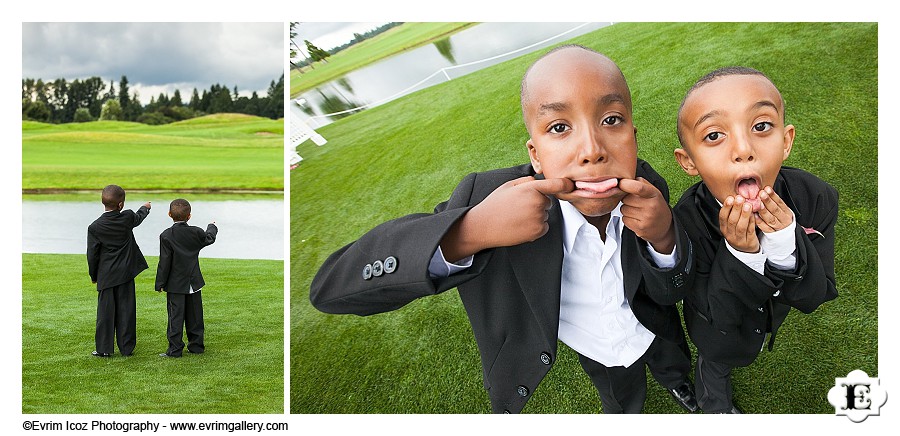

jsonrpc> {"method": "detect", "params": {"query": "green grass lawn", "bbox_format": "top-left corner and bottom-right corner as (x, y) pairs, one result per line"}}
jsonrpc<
(22, 254), (284, 414)
(291, 22), (476, 97)
(22, 114), (283, 191)
(291, 22), (877, 413)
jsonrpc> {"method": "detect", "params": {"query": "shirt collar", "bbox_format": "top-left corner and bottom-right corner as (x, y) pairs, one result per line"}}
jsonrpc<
(559, 200), (623, 253)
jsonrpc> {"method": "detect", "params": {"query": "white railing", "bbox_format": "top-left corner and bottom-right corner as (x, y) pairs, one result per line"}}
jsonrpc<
(303, 22), (600, 122)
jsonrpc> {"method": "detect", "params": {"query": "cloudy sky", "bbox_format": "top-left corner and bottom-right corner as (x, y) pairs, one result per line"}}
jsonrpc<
(22, 22), (283, 105)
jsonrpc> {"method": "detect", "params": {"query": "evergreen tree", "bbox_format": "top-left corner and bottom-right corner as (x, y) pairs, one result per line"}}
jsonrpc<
(118, 76), (130, 119)
(304, 40), (330, 63)
(189, 88), (201, 110)
(171, 89), (183, 107)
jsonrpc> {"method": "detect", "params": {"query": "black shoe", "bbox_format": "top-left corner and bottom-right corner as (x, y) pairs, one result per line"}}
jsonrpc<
(158, 352), (181, 358)
(717, 405), (743, 414)
(668, 381), (699, 413)
(91, 351), (111, 357)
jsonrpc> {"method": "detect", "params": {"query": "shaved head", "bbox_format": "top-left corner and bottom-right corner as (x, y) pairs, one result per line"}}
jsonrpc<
(520, 45), (631, 134)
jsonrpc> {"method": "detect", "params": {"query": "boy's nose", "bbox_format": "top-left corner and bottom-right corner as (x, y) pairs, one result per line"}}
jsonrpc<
(732, 133), (755, 163)
(579, 127), (606, 164)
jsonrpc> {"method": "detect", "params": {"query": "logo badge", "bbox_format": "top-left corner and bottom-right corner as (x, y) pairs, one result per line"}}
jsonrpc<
(827, 370), (887, 422)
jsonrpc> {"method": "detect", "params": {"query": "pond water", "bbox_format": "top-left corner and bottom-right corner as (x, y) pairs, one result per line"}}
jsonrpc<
(23, 197), (284, 260)
(292, 22), (612, 128)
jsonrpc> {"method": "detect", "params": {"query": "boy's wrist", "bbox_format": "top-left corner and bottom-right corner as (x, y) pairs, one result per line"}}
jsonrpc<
(440, 209), (489, 263)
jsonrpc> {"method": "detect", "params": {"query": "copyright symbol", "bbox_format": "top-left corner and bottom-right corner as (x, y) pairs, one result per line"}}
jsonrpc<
(23, 421), (33, 430)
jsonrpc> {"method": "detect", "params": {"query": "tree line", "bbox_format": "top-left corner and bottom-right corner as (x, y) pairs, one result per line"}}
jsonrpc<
(291, 22), (403, 69)
(22, 74), (284, 124)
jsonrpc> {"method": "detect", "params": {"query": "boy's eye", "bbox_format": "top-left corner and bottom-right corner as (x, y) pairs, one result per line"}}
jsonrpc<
(602, 116), (622, 125)
(549, 123), (570, 133)
(704, 132), (721, 141)
(753, 122), (773, 132)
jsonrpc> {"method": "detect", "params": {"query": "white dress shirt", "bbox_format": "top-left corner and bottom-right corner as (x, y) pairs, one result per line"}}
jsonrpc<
(557, 201), (673, 367)
(428, 200), (677, 368)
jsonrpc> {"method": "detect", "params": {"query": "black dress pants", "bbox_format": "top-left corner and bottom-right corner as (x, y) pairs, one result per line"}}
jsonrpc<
(695, 354), (734, 413)
(165, 291), (205, 356)
(577, 335), (691, 413)
(95, 280), (137, 356)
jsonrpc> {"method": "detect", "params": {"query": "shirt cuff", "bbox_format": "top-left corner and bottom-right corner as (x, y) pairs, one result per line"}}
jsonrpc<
(427, 245), (474, 278)
(646, 242), (677, 269)
(726, 240), (767, 275)
(760, 219), (797, 271)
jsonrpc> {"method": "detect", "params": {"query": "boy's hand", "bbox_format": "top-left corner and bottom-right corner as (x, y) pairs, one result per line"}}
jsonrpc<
(440, 176), (574, 262)
(719, 195), (760, 253)
(755, 186), (793, 233)
(143, 202), (151, 209)
(619, 177), (675, 254)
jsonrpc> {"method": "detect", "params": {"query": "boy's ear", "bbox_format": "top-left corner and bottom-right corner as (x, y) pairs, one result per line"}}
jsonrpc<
(782, 124), (795, 162)
(674, 148), (699, 176)
(187, 213), (191, 221)
(526, 139), (542, 174)
(168, 211), (173, 218)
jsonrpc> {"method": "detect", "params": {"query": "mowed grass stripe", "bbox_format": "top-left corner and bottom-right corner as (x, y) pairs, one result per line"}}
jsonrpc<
(290, 22), (876, 413)
(22, 114), (283, 191)
(291, 22), (476, 96)
(22, 253), (284, 414)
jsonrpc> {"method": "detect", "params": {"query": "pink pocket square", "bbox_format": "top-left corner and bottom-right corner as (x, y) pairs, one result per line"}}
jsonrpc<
(802, 226), (824, 238)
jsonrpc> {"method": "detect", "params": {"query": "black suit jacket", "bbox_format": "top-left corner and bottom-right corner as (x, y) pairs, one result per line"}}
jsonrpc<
(310, 161), (695, 413)
(673, 166), (838, 367)
(155, 222), (217, 294)
(87, 206), (150, 290)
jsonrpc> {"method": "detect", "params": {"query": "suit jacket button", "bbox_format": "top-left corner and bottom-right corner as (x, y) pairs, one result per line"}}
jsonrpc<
(794, 275), (803, 281)
(540, 352), (552, 365)
(372, 260), (384, 277)
(754, 328), (763, 334)
(516, 385), (529, 397)
(362, 264), (373, 280)
(384, 256), (397, 273)
(772, 290), (781, 297)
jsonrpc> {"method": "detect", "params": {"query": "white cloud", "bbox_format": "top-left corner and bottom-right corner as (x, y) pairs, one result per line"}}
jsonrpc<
(22, 22), (282, 104)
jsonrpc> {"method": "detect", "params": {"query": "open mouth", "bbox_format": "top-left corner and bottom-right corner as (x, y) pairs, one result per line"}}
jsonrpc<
(735, 176), (762, 211)
(736, 177), (760, 199)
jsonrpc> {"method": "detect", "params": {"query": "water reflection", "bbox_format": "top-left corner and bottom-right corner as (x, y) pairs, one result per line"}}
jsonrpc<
(292, 22), (612, 127)
(23, 198), (284, 260)
(433, 37), (456, 64)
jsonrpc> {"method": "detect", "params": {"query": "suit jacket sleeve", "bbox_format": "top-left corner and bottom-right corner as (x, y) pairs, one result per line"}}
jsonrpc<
(706, 185), (838, 329)
(630, 160), (695, 306)
(131, 205), (150, 228)
(203, 223), (218, 246)
(87, 227), (101, 283)
(310, 172), (491, 316)
(155, 232), (172, 291)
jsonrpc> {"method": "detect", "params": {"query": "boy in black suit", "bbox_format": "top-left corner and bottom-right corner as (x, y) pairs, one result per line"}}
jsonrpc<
(311, 45), (697, 413)
(155, 198), (217, 358)
(672, 67), (838, 413)
(87, 184), (151, 357)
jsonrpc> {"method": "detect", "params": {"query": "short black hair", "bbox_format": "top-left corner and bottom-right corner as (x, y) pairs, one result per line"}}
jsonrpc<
(676, 66), (782, 146)
(169, 198), (191, 222)
(101, 184), (125, 209)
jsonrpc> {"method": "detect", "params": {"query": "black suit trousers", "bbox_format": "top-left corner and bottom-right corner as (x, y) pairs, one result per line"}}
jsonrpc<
(95, 280), (136, 355)
(577, 336), (691, 413)
(165, 292), (205, 356)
